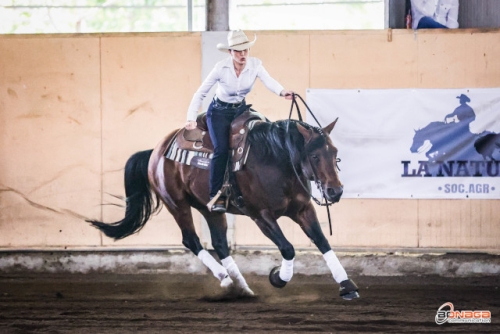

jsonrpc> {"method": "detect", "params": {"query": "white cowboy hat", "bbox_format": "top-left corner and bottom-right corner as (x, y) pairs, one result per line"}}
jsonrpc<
(216, 30), (257, 52)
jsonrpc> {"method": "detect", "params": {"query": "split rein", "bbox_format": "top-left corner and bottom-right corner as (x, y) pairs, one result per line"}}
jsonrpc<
(285, 93), (339, 236)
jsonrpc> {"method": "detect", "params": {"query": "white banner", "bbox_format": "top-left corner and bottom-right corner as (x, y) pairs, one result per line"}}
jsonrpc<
(306, 89), (500, 199)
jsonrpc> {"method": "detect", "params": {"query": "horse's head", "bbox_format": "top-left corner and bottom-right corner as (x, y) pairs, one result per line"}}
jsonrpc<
(410, 128), (425, 153)
(410, 121), (450, 154)
(296, 119), (343, 203)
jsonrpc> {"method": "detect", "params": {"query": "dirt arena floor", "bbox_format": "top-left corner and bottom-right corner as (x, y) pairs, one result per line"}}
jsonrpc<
(0, 272), (498, 333)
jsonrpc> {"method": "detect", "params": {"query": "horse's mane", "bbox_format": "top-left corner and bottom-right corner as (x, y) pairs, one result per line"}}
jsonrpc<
(415, 121), (452, 137)
(418, 121), (445, 131)
(247, 120), (325, 165)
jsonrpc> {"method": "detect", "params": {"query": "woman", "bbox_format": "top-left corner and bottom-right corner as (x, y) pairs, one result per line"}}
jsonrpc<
(186, 30), (293, 213)
(410, 0), (459, 29)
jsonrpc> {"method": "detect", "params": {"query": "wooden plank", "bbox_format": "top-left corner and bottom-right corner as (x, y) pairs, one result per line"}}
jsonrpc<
(99, 34), (201, 247)
(419, 199), (500, 249)
(0, 37), (102, 247)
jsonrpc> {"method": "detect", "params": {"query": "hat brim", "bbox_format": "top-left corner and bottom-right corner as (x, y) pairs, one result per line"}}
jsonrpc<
(217, 35), (257, 52)
(456, 95), (471, 102)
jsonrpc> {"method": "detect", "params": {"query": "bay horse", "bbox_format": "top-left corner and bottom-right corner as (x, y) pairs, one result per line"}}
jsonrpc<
(89, 117), (359, 300)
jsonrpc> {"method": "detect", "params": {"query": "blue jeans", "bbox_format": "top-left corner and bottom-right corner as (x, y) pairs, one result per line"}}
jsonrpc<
(206, 98), (246, 199)
(417, 16), (449, 29)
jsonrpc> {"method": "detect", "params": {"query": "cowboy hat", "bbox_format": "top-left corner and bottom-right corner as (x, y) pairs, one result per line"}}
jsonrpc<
(456, 94), (471, 103)
(216, 30), (256, 52)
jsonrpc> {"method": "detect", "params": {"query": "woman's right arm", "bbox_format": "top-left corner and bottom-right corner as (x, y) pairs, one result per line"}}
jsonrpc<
(185, 67), (219, 128)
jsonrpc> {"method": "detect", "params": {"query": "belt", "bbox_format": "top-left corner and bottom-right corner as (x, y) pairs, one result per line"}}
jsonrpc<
(215, 97), (245, 109)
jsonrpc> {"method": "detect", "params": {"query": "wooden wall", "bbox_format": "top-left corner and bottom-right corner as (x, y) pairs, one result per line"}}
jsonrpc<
(1, 29), (499, 251)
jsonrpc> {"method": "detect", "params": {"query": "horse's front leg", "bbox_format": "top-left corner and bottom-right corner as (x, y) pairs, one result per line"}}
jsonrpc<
(293, 204), (360, 300)
(204, 212), (254, 296)
(253, 211), (296, 288)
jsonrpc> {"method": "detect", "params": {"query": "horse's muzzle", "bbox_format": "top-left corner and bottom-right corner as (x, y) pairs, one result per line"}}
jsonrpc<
(325, 186), (343, 203)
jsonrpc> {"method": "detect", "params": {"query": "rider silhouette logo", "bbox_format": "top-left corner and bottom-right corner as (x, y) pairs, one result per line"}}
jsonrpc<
(411, 94), (482, 162)
(405, 94), (500, 177)
(401, 94), (500, 177)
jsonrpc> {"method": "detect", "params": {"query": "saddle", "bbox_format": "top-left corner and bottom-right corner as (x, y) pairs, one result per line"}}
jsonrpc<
(173, 107), (266, 171)
(178, 113), (213, 153)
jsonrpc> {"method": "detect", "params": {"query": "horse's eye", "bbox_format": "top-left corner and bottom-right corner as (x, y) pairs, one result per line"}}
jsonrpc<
(311, 154), (319, 162)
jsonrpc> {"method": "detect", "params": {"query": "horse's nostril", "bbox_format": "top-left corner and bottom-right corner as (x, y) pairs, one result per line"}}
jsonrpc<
(326, 187), (343, 200)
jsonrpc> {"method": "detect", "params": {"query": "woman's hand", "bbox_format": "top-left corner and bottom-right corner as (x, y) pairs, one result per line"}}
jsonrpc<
(280, 90), (294, 100)
(185, 120), (197, 130)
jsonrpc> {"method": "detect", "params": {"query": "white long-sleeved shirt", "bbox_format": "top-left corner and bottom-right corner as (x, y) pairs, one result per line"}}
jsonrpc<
(186, 56), (284, 121)
(411, 0), (459, 29)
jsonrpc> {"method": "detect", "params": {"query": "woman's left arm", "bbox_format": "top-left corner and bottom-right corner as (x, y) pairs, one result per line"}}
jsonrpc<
(257, 65), (293, 99)
(257, 65), (285, 95)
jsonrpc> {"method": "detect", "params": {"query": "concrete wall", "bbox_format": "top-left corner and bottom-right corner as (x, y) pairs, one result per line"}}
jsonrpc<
(1, 29), (499, 252)
(459, 0), (500, 28)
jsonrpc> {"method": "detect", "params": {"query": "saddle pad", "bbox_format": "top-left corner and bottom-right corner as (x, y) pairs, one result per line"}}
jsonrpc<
(165, 140), (213, 170)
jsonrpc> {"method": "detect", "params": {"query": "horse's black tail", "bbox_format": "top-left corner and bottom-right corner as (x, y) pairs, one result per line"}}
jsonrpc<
(88, 149), (160, 240)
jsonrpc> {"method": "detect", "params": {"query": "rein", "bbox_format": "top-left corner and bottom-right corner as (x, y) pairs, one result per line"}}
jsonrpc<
(285, 93), (337, 236)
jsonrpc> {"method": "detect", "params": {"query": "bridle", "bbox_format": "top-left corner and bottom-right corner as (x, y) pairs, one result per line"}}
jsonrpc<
(285, 94), (341, 235)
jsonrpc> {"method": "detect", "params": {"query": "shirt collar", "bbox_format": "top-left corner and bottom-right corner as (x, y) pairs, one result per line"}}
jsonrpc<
(222, 56), (255, 72)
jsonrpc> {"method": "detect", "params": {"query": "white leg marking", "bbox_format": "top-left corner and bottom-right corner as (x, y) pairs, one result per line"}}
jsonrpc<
(221, 256), (254, 296)
(198, 250), (233, 288)
(323, 250), (348, 283)
(279, 258), (294, 282)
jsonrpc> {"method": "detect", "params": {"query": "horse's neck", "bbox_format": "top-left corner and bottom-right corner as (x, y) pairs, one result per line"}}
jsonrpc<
(421, 122), (446, 135)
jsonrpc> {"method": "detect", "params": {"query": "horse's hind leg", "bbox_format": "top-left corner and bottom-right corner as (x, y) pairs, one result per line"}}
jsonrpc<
(203, 212), (254, 296)
(162, 199), (233, 288)
(149, 155), (233, 289)
(293, 203), (359, 300)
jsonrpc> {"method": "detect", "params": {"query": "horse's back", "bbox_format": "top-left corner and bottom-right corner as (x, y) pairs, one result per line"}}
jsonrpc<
(150, 129), (180, 165)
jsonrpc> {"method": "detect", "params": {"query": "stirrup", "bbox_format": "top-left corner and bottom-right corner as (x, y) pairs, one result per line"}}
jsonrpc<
(210, 197), (226, 213)
(207, 190), (226, 212)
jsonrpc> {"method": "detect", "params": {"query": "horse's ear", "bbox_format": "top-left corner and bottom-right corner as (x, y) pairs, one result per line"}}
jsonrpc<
(296, 123), (313, 142)
(323, 118), (338, 135)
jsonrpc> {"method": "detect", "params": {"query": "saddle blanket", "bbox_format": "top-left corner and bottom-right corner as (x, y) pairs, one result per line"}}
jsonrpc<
(164, 140), (252, 171)
(165, 140), (213, 170)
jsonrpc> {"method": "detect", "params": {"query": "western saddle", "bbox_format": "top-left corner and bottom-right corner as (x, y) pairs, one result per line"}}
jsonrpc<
(174, 107), (266, 171)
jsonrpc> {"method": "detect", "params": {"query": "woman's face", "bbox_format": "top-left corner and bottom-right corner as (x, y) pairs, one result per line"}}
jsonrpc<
(230, 49), (249, 66)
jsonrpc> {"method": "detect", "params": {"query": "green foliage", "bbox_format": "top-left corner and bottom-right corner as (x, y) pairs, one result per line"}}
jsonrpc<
(0, 0), (206, 33)
(0, 0), (384, 34)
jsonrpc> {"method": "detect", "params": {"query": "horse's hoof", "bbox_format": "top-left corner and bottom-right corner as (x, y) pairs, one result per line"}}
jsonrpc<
(341, 291), (360, 300)
(240, 286), (255, 297)
(339, 278), (359, 300)
(269, 266), (287, 288)
(220, 275), (234, 288)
